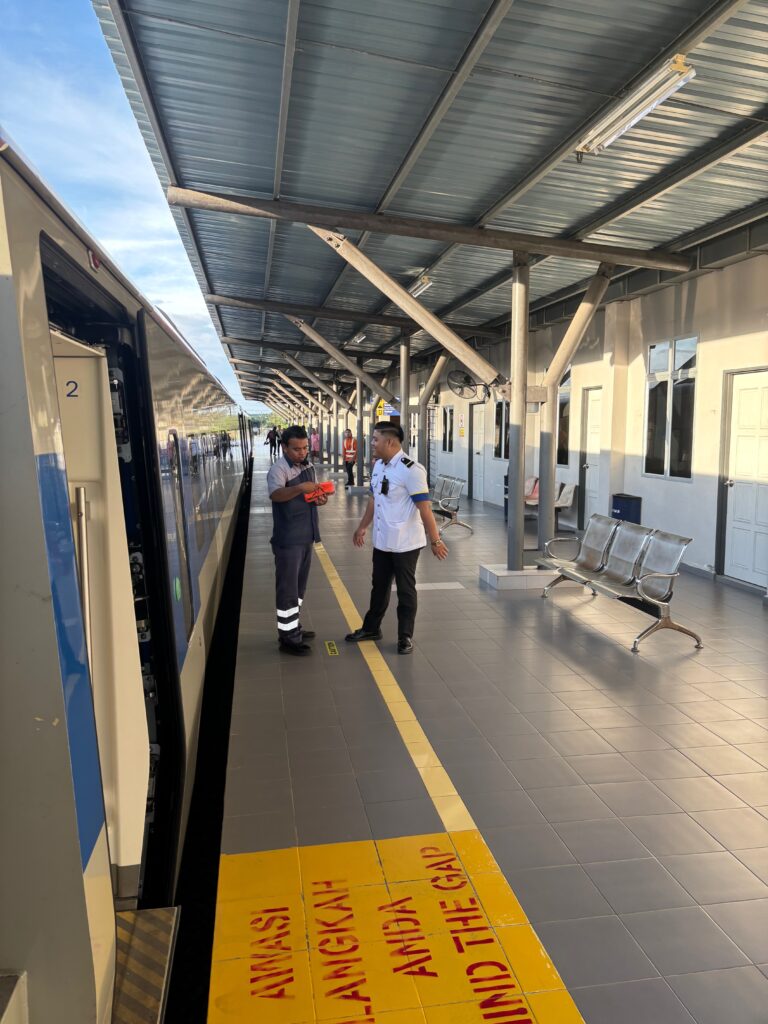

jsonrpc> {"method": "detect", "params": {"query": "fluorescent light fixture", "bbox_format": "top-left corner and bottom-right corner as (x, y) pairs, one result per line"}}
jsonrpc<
(408, 274), (433, 298)
(351, 331), (367, 344)
(576, 54), (695, 156)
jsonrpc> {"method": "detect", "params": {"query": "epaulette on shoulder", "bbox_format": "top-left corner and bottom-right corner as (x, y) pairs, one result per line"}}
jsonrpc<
(401, 455), (414, 467)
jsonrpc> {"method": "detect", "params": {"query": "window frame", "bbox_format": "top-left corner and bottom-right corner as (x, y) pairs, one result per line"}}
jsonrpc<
(493, 399), (511, 460)
(643, 337), (697, 481)
(557, 367), (572, 467)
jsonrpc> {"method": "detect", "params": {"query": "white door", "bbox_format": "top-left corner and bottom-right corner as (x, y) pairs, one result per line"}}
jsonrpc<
(724, 370), (768, 587)
(472, 404), (485, 501)
(582, 388), (602, 521)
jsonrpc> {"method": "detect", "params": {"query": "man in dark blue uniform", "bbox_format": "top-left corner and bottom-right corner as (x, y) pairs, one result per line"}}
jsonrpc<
(267, 426), (327, 656)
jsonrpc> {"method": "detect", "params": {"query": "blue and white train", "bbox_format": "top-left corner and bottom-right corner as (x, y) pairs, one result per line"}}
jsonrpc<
(0, 136), (251, 1023)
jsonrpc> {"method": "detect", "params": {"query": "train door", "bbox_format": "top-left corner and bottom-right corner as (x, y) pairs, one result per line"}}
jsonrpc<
(52, 333), (150, 911)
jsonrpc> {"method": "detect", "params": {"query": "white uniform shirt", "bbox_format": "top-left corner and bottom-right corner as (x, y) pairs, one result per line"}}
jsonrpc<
(370, 450), (431, 553)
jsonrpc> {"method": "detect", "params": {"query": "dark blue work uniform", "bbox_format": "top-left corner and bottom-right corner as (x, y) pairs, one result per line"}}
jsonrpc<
(267, 457), (321, 643)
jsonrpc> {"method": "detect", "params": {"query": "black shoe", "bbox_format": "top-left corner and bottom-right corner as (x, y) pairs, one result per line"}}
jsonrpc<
(345, 628), (383, 643)
(398, 637), (414, 655)
(279, 640), (312, 656)
(301, 629), (316, 640)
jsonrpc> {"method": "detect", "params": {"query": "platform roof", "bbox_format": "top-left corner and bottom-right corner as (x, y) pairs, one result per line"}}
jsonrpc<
(96, 0), (768, 391)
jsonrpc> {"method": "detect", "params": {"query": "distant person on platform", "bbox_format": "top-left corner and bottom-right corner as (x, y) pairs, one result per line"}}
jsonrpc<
(346, 422), (447, 655)
(267, 426), (328, 656)
(266, 426), (279, 461)
(343, 428), (357, 488)
(310, 427), (321, 463)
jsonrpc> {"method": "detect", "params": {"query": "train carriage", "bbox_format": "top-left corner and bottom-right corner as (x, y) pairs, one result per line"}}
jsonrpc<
(0, 135), (251, 1024)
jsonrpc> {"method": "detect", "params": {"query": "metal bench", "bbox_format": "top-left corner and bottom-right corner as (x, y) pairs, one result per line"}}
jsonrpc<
(433, 476), (473, 537)
(538, 514), (703, 653)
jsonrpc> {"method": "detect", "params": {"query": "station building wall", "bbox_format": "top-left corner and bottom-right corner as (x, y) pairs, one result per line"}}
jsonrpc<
(403, 253), (768, 578)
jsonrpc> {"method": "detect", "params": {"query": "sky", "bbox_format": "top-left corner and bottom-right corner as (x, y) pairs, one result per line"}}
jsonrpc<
(0, 0), (266, 412)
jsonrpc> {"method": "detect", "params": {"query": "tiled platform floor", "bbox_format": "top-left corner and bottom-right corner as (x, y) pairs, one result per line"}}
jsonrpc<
(219, 451), (768, 1024)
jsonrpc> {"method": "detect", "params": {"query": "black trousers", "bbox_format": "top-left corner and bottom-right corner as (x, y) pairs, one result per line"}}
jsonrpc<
(345, 461), (355, 486)
(273, 543), (313, 641)
(362, 547), (421, 639)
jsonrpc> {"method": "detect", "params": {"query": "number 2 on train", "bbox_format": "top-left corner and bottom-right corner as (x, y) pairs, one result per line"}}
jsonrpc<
(65, 380), (79, 397)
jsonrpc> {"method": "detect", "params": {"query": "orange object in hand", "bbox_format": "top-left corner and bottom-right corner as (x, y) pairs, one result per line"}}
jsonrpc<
(303, 480), (335, 503)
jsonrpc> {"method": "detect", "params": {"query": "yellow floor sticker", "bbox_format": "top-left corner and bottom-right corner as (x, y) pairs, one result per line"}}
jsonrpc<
(208, 831), (582, 1023)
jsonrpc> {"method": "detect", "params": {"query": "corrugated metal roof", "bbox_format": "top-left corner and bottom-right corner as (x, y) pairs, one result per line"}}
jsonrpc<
(97, 0), (768, 392)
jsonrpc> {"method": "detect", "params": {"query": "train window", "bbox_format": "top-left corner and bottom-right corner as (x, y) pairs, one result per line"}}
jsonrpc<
(166, 430), (194, 638)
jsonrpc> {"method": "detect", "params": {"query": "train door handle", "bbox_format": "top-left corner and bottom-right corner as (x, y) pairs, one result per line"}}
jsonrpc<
(724, 479), (734, 487)
(582, 463), (590, 469)
(75, 486), (93, 678)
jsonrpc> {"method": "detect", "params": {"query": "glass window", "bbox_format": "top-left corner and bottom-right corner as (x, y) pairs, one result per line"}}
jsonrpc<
(557, 394), (571, 466)
(494, 401), (504, 458)
(644, 339), (697, 478)
(442, 406), (454, 453)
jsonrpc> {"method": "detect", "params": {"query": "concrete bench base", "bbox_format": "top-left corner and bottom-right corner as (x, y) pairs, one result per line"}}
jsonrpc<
(479, 564), (581, 591)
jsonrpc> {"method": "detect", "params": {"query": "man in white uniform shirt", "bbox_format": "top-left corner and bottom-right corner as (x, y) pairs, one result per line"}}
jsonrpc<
(346, 422), (448, 654)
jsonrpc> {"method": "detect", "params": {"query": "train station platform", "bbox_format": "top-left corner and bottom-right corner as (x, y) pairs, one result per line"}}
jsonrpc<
(208, 450), (768, 1024)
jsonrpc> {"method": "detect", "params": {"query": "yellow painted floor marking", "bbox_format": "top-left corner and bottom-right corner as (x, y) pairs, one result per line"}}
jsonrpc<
(324, 639), (339, 655)
(217, 846), (301, 902)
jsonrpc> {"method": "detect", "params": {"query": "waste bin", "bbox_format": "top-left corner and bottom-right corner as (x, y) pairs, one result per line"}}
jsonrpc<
(612, 493), (642, 524)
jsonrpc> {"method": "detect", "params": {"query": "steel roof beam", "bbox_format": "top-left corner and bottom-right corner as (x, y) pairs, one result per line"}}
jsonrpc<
(283, 314), (400, 408)
(169, 188), (690, 273)
(309, 227), (504, 387)
(271, 368), (325, 412)
(280, 352), (354, 412)
(208, 293), (503, 339)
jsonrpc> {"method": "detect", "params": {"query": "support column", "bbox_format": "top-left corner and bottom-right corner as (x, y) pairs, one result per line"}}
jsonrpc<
(332, 400), (339, 471)
(417, 355), (449, 468)
(400, 336), (411, 453)
(356, 378), (364, 486)
(507, 258), (529, 571)
(537, 262), (614, 548)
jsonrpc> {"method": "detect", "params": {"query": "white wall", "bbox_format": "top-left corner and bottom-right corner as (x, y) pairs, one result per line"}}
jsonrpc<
(415, 253), (768, 577)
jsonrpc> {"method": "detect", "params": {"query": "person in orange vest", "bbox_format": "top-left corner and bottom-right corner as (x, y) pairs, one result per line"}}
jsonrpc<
(343, 428), (357, 488)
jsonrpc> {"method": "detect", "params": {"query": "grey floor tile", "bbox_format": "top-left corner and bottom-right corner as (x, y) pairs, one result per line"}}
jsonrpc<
(465, 788), (546, 828)
(291, 773), (363, 811)
(668, 967), (768, 1024)
(679, 701), (746, 723)
(507, 757), (583, 789)
(535, 916), (658, 987)
(486, 823), (575, 871)
(528, 784), (614, 822)
(364, 798), (443, 839)
(494, 733), (561, 760)
(446, 759), (520, 793)
(655, 776), (747, 812)
(661, 851), (768, 904)
(738, 743), (768, 769)
(356, 767), (427, 804)
(623, 814), (724, 856)
(347, 738), (411, 771)
(285, 724), (347, 752)
(592, 781), (682, 816)
(224, 776), (293, 817)
(705, 720), (768, 744)
(585, 858), (695, 913)
(652, 722), (729, 747)
(221, 811), (296, 855)
(691, 808), (768, 850)
(555, 819), (651, 863)
(295, 801), (372, 846)
(621, 907), (749, 975)
(236, 752), (290, 781)
(577, 707), (643, 730)
(504, 864), (613, 922)
(716, 772), (768, 806)
(288, 746), (353, 778)
(521, 709), (591, 732)
(624, 749), (706, 780)
(507, 693), (569, 713)
(596, 727), (671, 751)
(734, 848), (768, 885)
(566, 753), (645, 784)
(476, 715), (538, 738)
(572, 979), (695, 1024)
(680, 746), (765, 775)
(557, 690), (619, 710)
(627, 705), (695, 727)
(434, 736), (501, 763)
(706, 899), (768, 963)
(543, 730), (617, 757)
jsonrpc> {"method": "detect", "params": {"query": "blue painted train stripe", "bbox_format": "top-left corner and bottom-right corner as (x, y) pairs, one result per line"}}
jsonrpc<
(36, 453), (105, 870)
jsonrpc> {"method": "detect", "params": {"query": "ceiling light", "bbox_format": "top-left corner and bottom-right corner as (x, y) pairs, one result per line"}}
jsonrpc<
(576, 54), (695, 156)
(351, 331), (366, 344)
(408, 274), (433, 298)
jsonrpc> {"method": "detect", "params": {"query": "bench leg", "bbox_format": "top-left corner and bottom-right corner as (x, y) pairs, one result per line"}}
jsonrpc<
(542, 573), (570, 598)
(631, 616), (704, 653)
(439, 517), (473, 537)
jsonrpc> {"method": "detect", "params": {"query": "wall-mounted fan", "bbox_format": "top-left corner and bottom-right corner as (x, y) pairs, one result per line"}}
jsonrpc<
(447, 370), (491, 401)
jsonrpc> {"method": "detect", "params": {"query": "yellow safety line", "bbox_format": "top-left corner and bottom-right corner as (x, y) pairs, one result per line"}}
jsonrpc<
(314, 543), (585, 1024)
